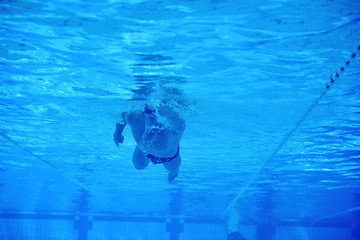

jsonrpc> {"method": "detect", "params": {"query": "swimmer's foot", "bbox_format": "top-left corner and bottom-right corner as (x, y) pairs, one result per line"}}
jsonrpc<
(168, 169), (179, 182)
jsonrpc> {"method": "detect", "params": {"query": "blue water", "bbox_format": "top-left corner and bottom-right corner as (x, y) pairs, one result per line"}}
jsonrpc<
(1, 0), (360, 239)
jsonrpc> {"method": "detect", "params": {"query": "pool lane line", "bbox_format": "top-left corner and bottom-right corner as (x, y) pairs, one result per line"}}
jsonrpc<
(221, 43), (360, 220)
(0, 130), (128, 216)
(314, 206), (360, 222)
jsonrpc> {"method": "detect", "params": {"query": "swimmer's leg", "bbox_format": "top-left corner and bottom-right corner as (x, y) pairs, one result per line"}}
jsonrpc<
(132, 146), (150, 170)
(163, 156), (181, 182)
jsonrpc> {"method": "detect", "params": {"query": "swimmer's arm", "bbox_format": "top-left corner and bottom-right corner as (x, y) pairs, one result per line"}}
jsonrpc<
(114, 123), (126, 146)
(158, 106), (185, 133)
(114, 113), (127, 146)
(168, 113), (185, 133)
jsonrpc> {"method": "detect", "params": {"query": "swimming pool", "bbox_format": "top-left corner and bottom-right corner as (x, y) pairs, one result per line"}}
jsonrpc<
(0, 0), (359, 239)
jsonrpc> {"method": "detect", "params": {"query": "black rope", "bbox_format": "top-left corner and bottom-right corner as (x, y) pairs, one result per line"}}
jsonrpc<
(326, 44), (360, 89)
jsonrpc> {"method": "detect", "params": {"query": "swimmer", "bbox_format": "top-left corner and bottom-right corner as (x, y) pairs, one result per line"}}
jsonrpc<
(113, 103), (185, 181)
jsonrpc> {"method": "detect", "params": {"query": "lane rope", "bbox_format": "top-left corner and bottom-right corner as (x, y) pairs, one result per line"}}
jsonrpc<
(314, 206), (360, 222)
(222, 43), (360, 219)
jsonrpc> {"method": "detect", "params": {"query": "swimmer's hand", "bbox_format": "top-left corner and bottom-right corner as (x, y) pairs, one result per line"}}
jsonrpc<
(157, 103), (173, 116)
(114, 123), (126, 146)
(157, 103), (185, 133)
(113, 132), (124, 146)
